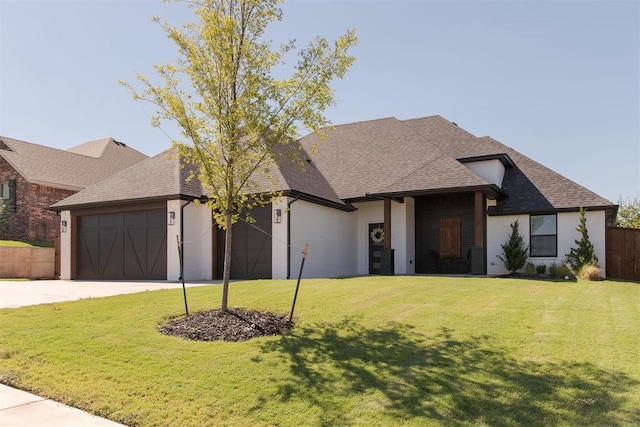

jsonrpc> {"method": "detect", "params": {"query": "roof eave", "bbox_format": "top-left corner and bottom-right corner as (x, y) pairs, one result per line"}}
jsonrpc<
(346, 184), (506, 203)
(283, 190), (356, 212)
(486, 204), (620, 216)
(49, 194), (199, 212)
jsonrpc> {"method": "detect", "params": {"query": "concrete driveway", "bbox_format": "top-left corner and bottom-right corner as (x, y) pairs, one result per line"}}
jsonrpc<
(0, 279), (218, 426)
(0, 279), (217, 309)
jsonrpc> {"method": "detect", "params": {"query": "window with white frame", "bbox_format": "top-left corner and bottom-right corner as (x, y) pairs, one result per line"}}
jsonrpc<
(530, 214), (557, 257)
(0, 182), (9, 200)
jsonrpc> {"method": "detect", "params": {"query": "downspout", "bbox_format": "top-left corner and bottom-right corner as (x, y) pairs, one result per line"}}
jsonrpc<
(286, 195), (299, 279)
(179, 199), (192, 280)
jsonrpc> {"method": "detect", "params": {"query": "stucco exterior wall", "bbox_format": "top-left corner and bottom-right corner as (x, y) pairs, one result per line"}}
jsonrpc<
(487, 210), (607, 276)
(60, 210), (71, 279)
(464, 159), (505, 187)
(352, 199), (412, 275)
(167, 200), (213, 281)
(182, 202), (213, 281)
(286, 199), (357, 279)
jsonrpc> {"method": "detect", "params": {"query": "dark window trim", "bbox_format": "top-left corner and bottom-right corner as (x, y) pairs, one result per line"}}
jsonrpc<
(530, 213), (557, 257)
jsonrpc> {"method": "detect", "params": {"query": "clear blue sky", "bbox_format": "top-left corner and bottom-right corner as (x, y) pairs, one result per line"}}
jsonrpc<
(1, 0), (638, 203)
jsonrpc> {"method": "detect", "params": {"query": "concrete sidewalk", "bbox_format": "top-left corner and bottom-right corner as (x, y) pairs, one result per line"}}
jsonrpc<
(0, 279), (219, 426)
(0, 386), (125, 426)
(0, 279), (216, 309)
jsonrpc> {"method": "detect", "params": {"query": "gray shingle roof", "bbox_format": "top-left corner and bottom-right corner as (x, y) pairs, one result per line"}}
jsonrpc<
(299, 115), (614, 211)
(50, 115), (615, 213)
(297, 117), (491, 200)
(51, 149), (200, 209)
(0, 136), (148, 191)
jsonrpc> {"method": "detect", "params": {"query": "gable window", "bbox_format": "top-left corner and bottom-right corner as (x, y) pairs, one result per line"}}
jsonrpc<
(440, 218), (461, 258)
(530, 214), (557, 257)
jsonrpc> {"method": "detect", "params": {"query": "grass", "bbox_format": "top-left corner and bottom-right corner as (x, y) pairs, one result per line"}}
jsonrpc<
(0, 276), (639, 426)
(0, 239), (54, 247)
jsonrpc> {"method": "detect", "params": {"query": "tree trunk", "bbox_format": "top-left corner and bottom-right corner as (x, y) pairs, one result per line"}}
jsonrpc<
(221, 209), (233, 313)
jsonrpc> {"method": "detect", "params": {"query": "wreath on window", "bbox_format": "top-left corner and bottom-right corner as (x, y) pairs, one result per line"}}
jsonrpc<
(370, 227), (384, 243)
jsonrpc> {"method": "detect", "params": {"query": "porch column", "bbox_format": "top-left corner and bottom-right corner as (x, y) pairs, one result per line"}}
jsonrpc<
(381, 197), (395, 275)
(471, 190), (486, 275)
(474, 190), (484, 247)
(383, 197), (391, 250)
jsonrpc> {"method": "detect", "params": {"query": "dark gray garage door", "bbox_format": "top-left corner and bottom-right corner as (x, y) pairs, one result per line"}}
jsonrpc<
(217, 206), (272, 280)
(77, 210), (167, 280)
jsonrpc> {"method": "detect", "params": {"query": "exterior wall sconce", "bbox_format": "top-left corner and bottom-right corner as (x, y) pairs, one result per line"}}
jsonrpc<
(168, 211), (176, 226)
(273, 209), (282, 223)
(61, 220), (68, 233)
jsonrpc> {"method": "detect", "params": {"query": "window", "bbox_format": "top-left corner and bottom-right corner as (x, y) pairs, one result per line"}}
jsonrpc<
(440, 218), (461, 258)
(530, 214), (557, 257)
(0, 182), (9, 200)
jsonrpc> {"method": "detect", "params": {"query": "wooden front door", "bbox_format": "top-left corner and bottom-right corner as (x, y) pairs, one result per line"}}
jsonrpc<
(369, 223), (384, 274)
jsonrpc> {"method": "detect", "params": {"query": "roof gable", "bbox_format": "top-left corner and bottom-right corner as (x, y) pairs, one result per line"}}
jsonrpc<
(0, 136), (148, 191)
(51, 149), (200, 209)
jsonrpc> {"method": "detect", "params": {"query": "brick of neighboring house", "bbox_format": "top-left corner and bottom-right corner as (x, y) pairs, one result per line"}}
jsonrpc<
(0, 163), (75, 241)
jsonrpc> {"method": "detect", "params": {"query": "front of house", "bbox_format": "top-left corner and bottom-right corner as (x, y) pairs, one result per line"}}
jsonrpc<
(52, 116), (616, 281)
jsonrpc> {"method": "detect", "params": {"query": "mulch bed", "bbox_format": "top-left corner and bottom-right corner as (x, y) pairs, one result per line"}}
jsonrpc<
(159, 308), (293, 342)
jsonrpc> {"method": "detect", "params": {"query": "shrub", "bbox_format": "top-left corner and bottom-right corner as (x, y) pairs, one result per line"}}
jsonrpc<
(549, 263), (558, 277)
(0, 199), (11, 238)
(525, 262), (535, 276)
(536, 263), (547, 275)
(555, 264), (575, 280)
(497, 220), (528, 274)
(578, 264), (603, 281)
(565, 208), (599, 272)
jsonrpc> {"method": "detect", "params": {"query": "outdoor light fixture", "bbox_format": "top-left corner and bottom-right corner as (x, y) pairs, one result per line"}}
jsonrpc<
(168, 211), (176, 226)
(61, 220), (67, 233)
(274, 209), (282, 224)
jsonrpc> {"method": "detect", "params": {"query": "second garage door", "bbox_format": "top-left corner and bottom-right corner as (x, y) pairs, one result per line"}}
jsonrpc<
(76, 209), (167, 280)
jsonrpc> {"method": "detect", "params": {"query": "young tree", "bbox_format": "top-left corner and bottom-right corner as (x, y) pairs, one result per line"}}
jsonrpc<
(616, 195), (640, 229)
(122, 0), (357, 312)
(565, 207), (599, 271)
(497, 220), (528, 274)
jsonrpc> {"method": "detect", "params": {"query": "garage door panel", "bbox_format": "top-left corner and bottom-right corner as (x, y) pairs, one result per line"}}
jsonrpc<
(224, 206), (272, 280)
(100, 228), (123, 277)
(77, 230), (99, 278)
(77, 209), (167, 280)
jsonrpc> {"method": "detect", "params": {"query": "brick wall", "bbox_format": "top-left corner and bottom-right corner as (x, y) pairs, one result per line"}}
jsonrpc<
(0, 163), (76, 241)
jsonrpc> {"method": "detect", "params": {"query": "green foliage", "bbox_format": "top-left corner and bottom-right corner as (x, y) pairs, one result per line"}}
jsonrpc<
(578, 264), (603, 281)
(121, 0), (357, 310)
(616, 195), (640, 229)
(548, 262), (558, 277)
(525, 262), (535, 276)
(497, 220), (529, 273)
(0, 199), (11, 237)
(555, 264), (575, 280)
(565, 208), (599, 273)
(1, 277), (639, 426)
(536, 263), (547, 275)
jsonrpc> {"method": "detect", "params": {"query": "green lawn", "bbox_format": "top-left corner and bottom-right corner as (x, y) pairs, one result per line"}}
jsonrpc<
(0, 239), (54, 247)
(1, 276), (638, 426)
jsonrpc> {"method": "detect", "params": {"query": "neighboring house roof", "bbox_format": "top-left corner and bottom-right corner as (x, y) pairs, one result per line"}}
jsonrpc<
(0, 136), (148, 191)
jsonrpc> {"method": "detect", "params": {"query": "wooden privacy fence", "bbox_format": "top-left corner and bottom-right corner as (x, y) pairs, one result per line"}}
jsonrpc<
(606, 226), (640, 282)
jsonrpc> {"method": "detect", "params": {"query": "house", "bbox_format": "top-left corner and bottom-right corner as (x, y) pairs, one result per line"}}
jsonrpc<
(51, 116), (617, 280)
(0, 136), (148, 241)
